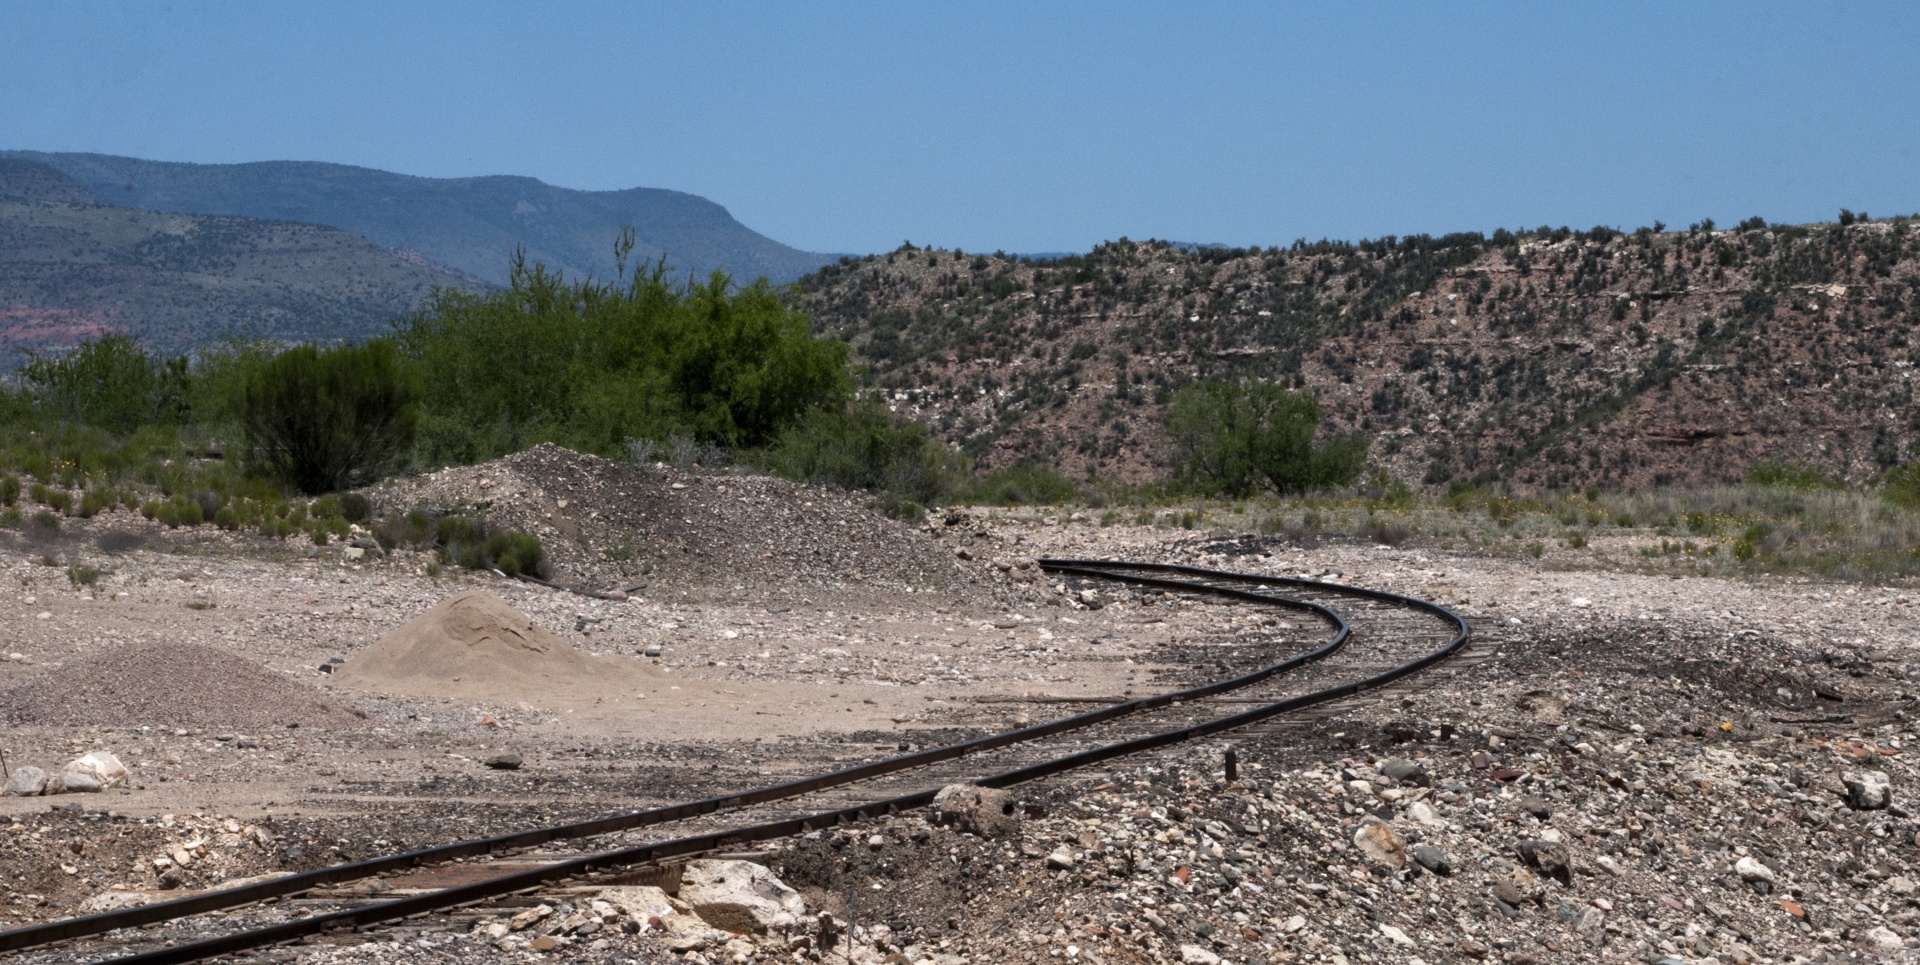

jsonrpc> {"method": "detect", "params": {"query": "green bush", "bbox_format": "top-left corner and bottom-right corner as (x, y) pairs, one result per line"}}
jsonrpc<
(1885, 461), (1920, 510)
(0, 476), (17, 505)
(1748, 459), (1839, 492)
(77, 489), (110, 518)
(339, 492), (372, 523)
(20, 334), (190, 433)
(242, 340), (419, 495)
(966, 463), (1078, 506)
(66, 565), (100, 587)
(1163, 381), (1368, 497)
(484, 531), (546, 577)
(753, 402), (966, 519)
(396, 243), (851, 463)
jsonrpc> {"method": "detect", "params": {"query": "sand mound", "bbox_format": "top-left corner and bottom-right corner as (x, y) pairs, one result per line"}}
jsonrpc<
(335, 590), (649, 699)
(0, 641), (360, 730)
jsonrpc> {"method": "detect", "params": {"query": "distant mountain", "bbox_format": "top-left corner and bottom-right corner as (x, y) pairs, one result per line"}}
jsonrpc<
(2, 151), (835, 287)
(0, 159), (480, 356)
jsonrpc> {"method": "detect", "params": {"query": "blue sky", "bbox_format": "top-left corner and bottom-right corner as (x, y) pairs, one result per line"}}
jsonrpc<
(3, 2), (1916, 255)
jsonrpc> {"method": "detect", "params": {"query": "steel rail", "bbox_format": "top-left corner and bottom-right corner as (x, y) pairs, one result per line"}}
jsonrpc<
(68, 560), (1467, 965)
(2, 563), (1354, 957)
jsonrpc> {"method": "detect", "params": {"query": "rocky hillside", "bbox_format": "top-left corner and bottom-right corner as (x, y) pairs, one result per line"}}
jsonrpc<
(794, 219), (1920, 490)
(4, 150), (835, 287)
(0, 159), (481, 356)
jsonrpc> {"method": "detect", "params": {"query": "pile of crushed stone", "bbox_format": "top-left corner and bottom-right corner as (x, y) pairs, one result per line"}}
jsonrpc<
(0, 641), (361, 731)
(333, 590), (650, 701)
(362, 444), (972, 595)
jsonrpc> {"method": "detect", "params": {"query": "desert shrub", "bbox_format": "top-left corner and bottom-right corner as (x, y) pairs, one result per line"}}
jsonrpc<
(66, 565), (100, 587)
(1164, 381), (1368, 497)
(0, 476), (17, 505)
(966, 463), (1078, 506)
(434, 514), (476, 546)
(44, 490), (72, 514)
(1368, 520), (1413, 546)
(242, 340), (419, 495)
(1748, 459), (1840, 491)
(397, 244), (851, 463)
(20, 334), (190, 433)
(1884, 461), (1920, 510)
(753, 402), (967, 520)
(484, 531), (546, 577)
(212, 507), (241, 530)
(77, 489), (111, 518)
(339, 492), (372, 523)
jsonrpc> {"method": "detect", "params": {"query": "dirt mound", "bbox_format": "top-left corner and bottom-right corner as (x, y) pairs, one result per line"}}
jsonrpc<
(363, 444), (971, 595)
(334, 590), (650, 700)
(0, 641), (360, 730)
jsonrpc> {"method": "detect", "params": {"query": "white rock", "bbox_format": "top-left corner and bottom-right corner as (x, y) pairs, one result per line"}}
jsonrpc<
(677, 859), (805, 933)
(1282, 914), (1306, 933)
(1405, 801), (1443, 826)
(61, 752), (130, 790)
(1179, 945), (1223, 965)
(1735, 856), (1775, 883)
(1379, 923), (1416, 946)
(1866, 925), (1904, 950)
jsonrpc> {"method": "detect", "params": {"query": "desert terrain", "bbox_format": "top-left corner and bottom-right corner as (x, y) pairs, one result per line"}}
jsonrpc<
(3, 451), (1918, 965)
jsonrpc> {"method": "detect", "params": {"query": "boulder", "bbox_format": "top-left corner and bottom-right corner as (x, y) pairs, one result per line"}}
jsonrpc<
(1518, 838), (1572, 885)
(61, 752), (129, 790)
(1380, 758), (1430, 787)
(933, 784), (1021, 838)
(1843, 769), (1892, 811)
(3, 765), (48, 796)
(1353, 819), (1409, 869)
(59, 772), (104, 793)
(677, 859), (806, 934)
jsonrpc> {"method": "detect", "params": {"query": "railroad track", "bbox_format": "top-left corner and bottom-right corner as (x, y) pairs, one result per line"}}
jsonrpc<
(3, 559), (1469, 964)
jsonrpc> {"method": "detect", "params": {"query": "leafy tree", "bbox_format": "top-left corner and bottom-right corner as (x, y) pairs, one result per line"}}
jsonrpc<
(20, 334), (189, 433)
(242, 340), (418, 494)
(395, 243), (850, 464)
(1163, 381), (1368, 497)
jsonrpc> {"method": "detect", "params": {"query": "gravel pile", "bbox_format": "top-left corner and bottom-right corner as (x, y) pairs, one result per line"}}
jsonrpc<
(0, 640), (361, 731)
(364, 444), (972, 596)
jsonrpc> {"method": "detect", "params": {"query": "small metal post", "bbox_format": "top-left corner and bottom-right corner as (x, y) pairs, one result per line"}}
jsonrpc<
(1224, 748), (1238, 783)
(0, 746), (8, 779)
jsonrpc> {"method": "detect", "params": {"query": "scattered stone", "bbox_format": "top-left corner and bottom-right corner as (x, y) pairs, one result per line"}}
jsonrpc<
(61, 751), (129, 790)
(932, 784), (1021, 838)
(1411, 844), (1451, 876)
(1045, 846), (1075, 870)
(1865, 925), (1904, 951)
(1843, 769), (1892, 811)
(2, 765), (48, 797)
(1353, 820), (1409, 869)
(58, 772), (103, 794)
(1518, 795), (1552, 820)
(1178, 944), (1222, 965)
(1380, 757), (1429, 786)
(1734, 855), (1775, 884)
(483, 754), (523, 770)
(1518, 839), (1572, 885)
(677, 859), (805, 933)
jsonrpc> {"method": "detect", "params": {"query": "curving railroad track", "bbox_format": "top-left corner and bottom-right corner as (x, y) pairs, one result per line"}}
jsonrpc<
(3, 558), (1470, 964)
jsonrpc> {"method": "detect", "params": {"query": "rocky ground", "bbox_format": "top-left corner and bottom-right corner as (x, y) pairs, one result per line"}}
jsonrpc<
(4, 458), (1920, 964)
